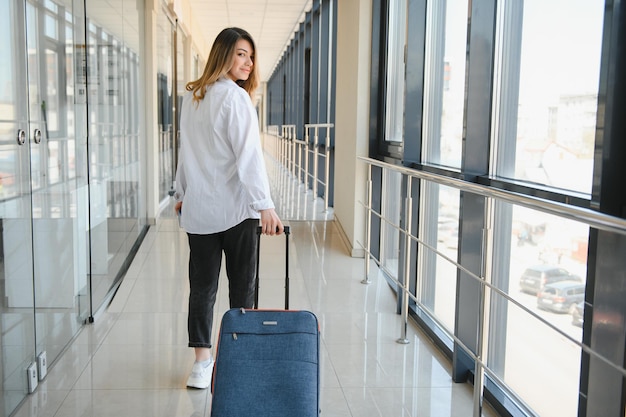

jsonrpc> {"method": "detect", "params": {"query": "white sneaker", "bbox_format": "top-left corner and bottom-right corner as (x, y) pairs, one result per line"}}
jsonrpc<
(186, 359), (214, 389)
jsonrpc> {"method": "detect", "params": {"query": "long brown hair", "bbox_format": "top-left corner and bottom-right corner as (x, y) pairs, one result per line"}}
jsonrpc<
(186, 27), (259, 103)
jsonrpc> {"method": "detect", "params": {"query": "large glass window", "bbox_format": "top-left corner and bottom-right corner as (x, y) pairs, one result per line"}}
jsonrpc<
(422, 0), (468, 167)
(380, 170), (402, 280)
(378, 0), (408, 287)
(492, 0), (604, 194)
(489, 203), (588, 416)
(415, 183), (460, 333)
(384, 0), (406, 143)
(369, 0), (620, 414)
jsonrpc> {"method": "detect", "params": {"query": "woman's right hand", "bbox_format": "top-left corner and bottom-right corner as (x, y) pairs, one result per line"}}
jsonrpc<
(174, 201), (182, 216)
(260, 208), (283, 235)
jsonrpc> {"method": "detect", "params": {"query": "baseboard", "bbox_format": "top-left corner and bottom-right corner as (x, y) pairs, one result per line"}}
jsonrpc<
(333, 217), (365, 258)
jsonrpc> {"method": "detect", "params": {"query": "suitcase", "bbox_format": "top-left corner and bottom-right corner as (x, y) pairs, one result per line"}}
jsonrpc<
(210, 226), (321, 417)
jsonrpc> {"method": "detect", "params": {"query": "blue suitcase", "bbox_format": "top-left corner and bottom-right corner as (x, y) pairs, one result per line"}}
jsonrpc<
(210, 226), (321, 417)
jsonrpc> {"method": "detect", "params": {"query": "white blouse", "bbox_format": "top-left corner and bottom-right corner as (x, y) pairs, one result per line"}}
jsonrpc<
(174, 77), (274, 234)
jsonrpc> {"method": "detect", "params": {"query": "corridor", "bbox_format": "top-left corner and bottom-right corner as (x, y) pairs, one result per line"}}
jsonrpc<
(13, 153), (494, 417)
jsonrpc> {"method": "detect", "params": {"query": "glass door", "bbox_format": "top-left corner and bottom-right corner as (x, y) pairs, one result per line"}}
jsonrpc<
(25, 0), (85, 379)
(0, 1), (86, 413)
(0, 0), (37, 414)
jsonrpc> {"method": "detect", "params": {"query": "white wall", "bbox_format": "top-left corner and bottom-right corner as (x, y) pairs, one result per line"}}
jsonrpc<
(333, 0), (372, 257)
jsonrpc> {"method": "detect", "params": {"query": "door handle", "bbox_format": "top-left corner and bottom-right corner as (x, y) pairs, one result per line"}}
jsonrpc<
(16, 129), (26, 145)
(33, 129), (42, 144)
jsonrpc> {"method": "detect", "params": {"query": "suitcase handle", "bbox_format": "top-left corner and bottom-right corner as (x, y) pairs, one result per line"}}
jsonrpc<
(255, 225), (290, 310)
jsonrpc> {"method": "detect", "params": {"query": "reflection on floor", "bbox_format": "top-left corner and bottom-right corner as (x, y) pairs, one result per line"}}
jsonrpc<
(12, 153), (497, 417)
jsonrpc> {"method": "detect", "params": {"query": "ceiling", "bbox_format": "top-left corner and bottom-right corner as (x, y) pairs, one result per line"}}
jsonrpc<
(186, 0), (312, 82)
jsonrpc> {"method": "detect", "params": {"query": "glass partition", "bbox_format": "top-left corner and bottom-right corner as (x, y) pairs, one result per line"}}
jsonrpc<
(0, 0), (145, 412)
(157, 9), (174, 201)
(85, 0), (146, 314)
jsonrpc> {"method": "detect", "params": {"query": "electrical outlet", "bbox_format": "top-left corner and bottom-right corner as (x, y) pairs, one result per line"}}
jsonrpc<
(37, 351), (47, 380)
(27, 362), (38, 393)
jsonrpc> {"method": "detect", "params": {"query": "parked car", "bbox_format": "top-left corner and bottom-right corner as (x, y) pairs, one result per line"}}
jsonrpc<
(537, 281), (585, 314)
(571, 301), (584, 327)
(519, 265), (582, 295)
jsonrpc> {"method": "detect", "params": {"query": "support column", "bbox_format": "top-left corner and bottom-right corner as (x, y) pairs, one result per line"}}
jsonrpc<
(452, 0), (496, 382)
(334, 0), (372, 257)
(583, 2), (626, 416)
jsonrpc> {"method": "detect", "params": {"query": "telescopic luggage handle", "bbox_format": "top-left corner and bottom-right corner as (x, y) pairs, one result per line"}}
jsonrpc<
(255, 225), (290, 310)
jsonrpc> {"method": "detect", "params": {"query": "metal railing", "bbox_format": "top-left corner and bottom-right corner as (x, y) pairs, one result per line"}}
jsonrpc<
(304, 124), (333, 211)
(266, 124), (334, 212)
(280, 124), (297, 171)
(358, 156), (626, 417)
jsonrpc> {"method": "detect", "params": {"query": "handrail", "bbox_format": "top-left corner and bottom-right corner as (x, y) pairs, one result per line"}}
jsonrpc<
(358, 156), (626, 235)
(357, 156), (626, 417)
(304, 123), (334, 211)
(280, 125), (296, 170)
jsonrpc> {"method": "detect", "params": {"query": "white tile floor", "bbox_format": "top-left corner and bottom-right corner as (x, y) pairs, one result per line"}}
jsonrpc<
(13, 156), (497, 417)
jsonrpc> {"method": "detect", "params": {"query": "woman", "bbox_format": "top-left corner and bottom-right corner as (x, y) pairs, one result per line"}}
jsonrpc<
(174, 27), (283, 389)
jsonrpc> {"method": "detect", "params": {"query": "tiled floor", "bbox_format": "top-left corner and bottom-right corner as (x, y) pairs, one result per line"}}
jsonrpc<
(13, 156), (497, 417)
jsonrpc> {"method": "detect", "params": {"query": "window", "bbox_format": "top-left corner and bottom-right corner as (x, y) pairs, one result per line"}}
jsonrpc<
(418, 183), (459, 332)
(380, 170), (402, 280)
(490, 202), (589, 416)
(422, 0), (468, 167)
(384, 0), (407, 143)
(492, 0), (604, 194)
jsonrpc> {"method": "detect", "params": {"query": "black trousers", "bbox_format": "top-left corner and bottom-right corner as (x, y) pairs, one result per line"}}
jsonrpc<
(187, 218), (258, 348)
